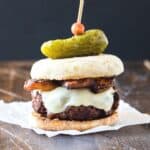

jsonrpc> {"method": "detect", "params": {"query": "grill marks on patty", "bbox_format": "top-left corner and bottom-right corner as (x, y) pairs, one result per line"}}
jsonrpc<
(24, 77), (114, 92)
(31, 91), (119, 121)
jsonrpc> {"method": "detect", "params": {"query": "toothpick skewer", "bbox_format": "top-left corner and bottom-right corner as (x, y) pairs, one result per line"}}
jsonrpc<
(71, 0), (85, 35)
(77, 0), (84, 23)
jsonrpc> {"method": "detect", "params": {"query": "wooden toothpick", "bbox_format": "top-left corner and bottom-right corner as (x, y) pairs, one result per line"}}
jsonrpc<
(77, 0), (84, 23)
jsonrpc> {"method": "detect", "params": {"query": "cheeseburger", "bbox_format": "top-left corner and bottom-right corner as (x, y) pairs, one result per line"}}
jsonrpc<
(24, 54), (124, 131)
(24, 0), (124, 131)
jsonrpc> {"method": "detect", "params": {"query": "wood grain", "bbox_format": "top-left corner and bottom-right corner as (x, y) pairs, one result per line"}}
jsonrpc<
(0, 61), (149, 150)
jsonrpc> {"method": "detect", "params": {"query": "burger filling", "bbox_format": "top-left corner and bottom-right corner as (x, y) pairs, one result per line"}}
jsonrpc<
(24, 77), (119, 121)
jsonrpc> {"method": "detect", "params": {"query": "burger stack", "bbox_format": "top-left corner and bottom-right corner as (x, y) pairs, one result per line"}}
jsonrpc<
(24, 29), (124, 131)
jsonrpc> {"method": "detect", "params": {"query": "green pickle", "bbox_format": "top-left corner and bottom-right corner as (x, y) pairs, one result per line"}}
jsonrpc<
(41, 29), (108, 59)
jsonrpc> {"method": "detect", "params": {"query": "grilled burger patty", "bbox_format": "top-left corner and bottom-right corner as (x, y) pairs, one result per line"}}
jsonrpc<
(31, 91), (119, 121)
(25, 77), (114, 93)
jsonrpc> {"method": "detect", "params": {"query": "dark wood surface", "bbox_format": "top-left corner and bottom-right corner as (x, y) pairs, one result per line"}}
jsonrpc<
(0, 61), (150, 150)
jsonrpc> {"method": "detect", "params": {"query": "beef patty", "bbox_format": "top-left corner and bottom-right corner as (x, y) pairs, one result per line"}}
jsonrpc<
(32, 91), (119, 121)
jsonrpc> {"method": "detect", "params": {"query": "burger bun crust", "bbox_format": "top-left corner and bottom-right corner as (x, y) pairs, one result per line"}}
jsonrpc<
(30, 112), (118, 131)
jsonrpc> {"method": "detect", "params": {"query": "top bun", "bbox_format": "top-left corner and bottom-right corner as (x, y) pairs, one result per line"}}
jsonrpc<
(31, 54), (124, 80)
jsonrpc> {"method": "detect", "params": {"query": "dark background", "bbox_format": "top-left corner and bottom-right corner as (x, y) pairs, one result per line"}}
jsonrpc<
(0, 0), (150, 60)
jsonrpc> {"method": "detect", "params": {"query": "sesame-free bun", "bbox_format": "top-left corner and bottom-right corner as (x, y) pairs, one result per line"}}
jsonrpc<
(30, 112), (118, 131)
(31, 54), (124, 80)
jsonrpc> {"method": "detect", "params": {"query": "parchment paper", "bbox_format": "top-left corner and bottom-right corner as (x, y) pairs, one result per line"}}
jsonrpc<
(0, 100), (149, 137)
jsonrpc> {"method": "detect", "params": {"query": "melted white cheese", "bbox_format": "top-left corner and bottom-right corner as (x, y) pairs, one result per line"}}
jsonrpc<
(40, 87), (115, 113)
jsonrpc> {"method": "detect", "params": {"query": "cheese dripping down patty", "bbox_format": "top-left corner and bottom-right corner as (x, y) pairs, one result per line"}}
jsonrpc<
(34, 87), (115, 114)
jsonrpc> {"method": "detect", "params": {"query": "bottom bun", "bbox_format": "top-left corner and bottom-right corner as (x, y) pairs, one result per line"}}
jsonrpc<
(30, 112), (118, 131)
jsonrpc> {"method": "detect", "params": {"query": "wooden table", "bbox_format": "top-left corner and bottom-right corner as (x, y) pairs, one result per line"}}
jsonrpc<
(0, 61), (149, 150)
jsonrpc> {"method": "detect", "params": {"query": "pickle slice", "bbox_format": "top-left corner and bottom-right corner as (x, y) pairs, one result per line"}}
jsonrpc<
(41, 29), (108, 59)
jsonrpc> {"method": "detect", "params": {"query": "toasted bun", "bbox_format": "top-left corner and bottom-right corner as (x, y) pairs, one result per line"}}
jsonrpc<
(31, 54), (124, 80)
(30, 112), (118, 131)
